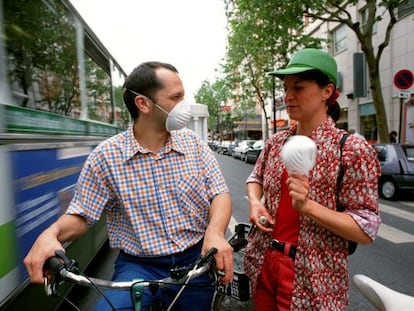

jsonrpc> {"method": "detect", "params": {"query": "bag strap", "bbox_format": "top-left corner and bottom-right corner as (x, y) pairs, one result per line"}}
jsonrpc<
(336, 134), (349, 212)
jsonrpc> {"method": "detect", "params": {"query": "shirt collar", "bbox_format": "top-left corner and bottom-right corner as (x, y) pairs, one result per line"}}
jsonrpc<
(123, 125), (187, 162)
(286, 117), (337, 142)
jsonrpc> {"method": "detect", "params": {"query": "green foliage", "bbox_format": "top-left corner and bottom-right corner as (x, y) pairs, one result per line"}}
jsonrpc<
(195, 79), (232, 132)
(301, 0), (406, 142)
(194, 0), (405, 142)
(222, 0), (323, 132)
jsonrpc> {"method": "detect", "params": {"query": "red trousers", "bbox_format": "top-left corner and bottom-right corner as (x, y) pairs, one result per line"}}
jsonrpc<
(253, 249), (295, 311)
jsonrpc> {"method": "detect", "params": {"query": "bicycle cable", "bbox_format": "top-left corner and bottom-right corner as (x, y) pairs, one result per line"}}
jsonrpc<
(166, 247), (218, 311)
(80, 272), (117, 311)
(166, 266), (194, 311)
(55, 292), (81, 311)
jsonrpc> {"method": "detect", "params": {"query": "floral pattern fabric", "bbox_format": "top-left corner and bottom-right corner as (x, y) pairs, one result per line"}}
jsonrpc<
(244, 117), (381, 310)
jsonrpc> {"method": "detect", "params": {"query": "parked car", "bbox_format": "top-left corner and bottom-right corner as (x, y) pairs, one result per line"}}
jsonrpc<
(233, 140), (255, 160)
(208, 140), (220, 152)
(245, 140), (265, 163)
(372, 143), (414, 200)
(217, 140), (232, 154)
(227, 140), (239, 157)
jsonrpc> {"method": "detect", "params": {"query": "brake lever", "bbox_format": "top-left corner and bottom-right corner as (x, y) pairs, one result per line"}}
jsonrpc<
(195, 247), (217, 268)
(54, 250), (79, 273)
(43, 250), (79, 296)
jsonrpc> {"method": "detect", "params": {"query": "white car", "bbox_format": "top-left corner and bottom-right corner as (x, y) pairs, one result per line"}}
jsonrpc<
(245, 140), (265, 163)
(232, 140), (255, 160)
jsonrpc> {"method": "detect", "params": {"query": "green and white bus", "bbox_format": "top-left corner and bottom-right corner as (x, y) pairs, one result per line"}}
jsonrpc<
(0, 0), (129, 309)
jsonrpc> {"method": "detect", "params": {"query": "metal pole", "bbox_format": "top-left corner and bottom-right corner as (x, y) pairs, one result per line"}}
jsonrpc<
(399, 97), (403, 143)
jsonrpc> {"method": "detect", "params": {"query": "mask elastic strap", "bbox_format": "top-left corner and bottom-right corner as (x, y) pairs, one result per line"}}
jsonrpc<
(125, 88), (169, 115)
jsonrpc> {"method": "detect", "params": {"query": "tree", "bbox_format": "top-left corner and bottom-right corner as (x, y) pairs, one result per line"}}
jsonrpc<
(195, 79), (231, 138)
(222, 0), (322, 138)
(302, 0), (406, 142)
(219, 0), (407, 142)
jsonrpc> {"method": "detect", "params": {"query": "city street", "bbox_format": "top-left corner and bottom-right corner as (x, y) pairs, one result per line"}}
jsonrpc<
(62, 152), (414, 310)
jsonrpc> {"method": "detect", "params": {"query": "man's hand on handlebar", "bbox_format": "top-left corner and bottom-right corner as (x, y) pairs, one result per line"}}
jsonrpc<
(202, 231), (234, 286)
(23, 229), (65, 284)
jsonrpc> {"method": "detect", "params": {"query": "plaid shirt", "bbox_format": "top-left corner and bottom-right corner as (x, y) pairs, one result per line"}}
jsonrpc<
(66, 126), (229, 257)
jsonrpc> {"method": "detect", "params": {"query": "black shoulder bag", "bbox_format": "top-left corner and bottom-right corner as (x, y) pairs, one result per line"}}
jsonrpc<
(336, 134), (358, 255)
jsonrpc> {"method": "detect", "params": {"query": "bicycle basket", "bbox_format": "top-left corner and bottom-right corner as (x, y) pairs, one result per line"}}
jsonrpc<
(217, 223), (251, 302)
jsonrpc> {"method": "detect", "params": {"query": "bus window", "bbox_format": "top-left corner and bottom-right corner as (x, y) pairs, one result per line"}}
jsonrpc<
(84, 54), (112, 123)
(111, 63), (129, 128)
(4, 0), (80, 115)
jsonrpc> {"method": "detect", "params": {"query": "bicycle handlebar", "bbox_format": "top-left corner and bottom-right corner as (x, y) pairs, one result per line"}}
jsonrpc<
(44, 247), (218, 296)
(43, 223), (252, 309)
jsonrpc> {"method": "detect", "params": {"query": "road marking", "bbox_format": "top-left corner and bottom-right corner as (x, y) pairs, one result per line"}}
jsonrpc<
(377, 223), (414, 244)
(379, 203), (414, 222)
(399, 201), (414, 208)
(377, 202), (414, 243)
(228, 216), (238, 235)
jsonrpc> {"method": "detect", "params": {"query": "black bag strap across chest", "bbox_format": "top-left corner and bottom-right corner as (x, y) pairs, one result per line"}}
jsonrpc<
(336, 133), (349, 212)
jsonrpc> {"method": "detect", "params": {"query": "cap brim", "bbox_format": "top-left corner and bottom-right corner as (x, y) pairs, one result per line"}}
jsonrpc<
(269, 66), (314, 79)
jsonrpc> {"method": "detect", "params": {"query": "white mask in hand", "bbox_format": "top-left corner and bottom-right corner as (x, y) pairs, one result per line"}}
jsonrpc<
(281, 135), (317, 176)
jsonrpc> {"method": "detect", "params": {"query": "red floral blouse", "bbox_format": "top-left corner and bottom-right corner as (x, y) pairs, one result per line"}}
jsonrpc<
(244, 117), (381, 310)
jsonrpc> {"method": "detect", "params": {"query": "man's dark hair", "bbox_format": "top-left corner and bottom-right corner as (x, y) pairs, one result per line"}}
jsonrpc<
(123, 62), (178, 119)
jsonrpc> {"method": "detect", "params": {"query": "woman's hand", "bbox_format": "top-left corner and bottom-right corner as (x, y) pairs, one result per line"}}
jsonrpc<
(286, 173), (310, 212)
(249, 198), (274, 232)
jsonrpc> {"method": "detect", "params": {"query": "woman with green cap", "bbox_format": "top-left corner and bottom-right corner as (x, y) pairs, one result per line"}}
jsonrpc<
(243, 48), (381, 310)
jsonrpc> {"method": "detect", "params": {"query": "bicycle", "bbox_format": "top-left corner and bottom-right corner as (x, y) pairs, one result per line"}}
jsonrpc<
(43, 223), (253, 311)
(352, 274), (414, 311)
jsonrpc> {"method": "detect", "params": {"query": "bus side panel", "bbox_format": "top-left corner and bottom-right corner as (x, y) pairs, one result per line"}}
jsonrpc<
(0, 144), (108, 310)
(12, 146), (88, 280)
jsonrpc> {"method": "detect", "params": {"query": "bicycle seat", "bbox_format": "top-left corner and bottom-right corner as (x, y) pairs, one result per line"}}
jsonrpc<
(352, 274), (414, 311)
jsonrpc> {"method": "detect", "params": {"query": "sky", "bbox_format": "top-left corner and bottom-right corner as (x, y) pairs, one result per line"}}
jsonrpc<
(69, 0), (228, 103)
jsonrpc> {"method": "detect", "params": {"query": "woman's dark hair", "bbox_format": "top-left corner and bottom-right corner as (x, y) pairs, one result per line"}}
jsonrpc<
(122, 62), (179, 120)
(296, 69), (341, 122)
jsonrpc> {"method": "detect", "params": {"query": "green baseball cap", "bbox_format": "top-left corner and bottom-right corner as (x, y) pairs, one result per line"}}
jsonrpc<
(270, 48), (337, 85)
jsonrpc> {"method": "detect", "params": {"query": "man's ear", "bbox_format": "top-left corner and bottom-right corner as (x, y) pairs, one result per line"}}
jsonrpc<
(135, 96), (151, 114)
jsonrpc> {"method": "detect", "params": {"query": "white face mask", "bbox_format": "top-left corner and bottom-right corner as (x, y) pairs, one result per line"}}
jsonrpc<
(126, 89), (191, 132)
(154, 99), (192, 132)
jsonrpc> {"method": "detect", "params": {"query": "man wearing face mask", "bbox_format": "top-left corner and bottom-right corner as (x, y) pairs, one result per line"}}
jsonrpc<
(23, 62), (233, 310)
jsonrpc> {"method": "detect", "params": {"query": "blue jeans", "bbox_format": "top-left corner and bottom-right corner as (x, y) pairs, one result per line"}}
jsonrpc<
(94, 241), (215, 311)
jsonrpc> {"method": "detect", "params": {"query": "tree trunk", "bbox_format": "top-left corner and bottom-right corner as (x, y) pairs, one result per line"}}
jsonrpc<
(366, 56), (390, 143)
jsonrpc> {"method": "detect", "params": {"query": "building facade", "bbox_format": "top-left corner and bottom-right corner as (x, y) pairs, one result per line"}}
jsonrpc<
(261, 1), (414, 143)
(306, 1), (414, 143)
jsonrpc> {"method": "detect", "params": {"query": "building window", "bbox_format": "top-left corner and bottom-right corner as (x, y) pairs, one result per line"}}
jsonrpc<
(332, 24), (347, 55)
(398, 0), (414, 19)
(360, 7), (377, 34)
